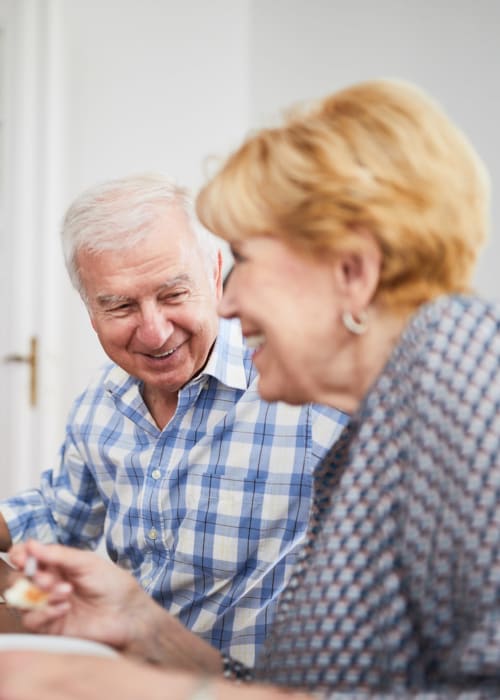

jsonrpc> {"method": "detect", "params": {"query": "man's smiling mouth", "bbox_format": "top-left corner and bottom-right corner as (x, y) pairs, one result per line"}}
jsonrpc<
(146, 346), (178, 359)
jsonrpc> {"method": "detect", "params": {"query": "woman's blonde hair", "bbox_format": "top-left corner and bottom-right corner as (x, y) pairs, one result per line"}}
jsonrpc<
(197, 79), (490, 310)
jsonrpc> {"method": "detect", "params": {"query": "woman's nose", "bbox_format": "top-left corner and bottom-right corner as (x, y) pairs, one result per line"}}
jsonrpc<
(217, 282), (237, 319)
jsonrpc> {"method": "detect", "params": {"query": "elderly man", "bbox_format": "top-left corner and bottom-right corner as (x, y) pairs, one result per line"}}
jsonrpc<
(0, 173), (347, 664)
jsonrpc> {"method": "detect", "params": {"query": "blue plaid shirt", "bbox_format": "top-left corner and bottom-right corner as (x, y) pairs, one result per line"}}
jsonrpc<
(0, 318), (348, 663)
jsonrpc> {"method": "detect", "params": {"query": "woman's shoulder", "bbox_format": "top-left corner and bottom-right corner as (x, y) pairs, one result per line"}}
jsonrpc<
(403, 294), (500, 367)
(403, 294), (500, 437)
(372, 294), (500, 426)
(415, 293), (500, 335)
(402, 297), (500, 512)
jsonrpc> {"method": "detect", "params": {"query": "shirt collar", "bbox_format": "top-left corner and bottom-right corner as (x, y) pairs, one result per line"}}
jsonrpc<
(192, 317), (249, 391)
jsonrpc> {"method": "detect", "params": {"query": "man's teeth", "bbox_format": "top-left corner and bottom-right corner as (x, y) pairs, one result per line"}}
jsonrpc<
(151, 347), (176, 359)
(245, 334), (265, 349)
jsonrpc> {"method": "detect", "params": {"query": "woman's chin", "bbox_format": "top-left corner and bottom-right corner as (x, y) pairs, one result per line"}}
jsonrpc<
(257, 377), (309, 405)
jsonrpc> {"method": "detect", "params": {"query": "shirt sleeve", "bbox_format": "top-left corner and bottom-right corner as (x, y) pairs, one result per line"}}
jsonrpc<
(0, 425), (105, 549)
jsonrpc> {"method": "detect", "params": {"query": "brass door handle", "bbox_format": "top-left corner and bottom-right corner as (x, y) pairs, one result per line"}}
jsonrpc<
(3, 336), (38, 407)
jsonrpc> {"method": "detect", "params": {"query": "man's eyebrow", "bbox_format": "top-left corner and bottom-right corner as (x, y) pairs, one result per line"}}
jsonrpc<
(155, 274), (193, 293)
(96, 294), (131, 307)
(159, 274), (192, 288)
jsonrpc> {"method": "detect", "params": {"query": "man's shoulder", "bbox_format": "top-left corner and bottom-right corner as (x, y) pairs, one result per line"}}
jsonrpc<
(69, 361), (138, 414)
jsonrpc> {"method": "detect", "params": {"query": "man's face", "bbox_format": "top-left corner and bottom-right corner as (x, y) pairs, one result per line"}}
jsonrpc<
(78, 205), (222, 397)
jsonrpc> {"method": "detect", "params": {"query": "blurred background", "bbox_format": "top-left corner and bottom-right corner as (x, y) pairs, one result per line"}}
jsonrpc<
(0, 0), (498, 496)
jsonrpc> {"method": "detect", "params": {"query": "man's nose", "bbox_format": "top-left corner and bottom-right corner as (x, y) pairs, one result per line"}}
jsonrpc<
(135, 305), (173, 348)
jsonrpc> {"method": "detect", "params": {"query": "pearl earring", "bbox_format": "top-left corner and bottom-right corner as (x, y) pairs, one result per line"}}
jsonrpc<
(342, 310), (368, 335)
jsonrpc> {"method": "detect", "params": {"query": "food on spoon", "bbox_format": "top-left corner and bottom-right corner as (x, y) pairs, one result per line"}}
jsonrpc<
(3, 577), (48, 610)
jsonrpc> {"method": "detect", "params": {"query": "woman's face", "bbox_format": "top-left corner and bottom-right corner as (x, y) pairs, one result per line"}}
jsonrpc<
(218, 235), (348, 405)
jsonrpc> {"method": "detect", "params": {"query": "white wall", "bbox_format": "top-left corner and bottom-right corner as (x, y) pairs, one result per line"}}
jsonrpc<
(249, 0), (500, 301)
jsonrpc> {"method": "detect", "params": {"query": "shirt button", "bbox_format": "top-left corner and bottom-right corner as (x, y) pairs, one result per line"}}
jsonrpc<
(143, 578), (152, 587)
(151, 469), (161, 480)
(148, 528), (158, 541)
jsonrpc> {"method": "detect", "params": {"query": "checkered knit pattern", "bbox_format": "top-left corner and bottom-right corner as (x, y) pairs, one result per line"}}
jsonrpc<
(254, 295), (500, 697)
(0, 317), (348, 665)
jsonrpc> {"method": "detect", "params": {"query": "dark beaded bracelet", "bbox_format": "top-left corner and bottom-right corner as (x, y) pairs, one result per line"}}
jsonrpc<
(220, 652), (254, 683)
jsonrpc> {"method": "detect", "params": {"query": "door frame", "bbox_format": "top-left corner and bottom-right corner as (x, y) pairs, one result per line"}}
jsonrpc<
(0, 0), (66, 497)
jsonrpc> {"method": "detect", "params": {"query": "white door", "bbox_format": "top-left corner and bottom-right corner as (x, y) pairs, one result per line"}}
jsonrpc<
(0, 0), (68, 499)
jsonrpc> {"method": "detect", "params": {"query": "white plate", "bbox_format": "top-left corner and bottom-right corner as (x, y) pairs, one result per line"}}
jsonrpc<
(0, 634), (117, 657)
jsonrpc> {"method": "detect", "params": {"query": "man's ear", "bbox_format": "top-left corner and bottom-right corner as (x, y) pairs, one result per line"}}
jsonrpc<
(334, 232), (382, 310)
(214, 249), (224, 300)
(83, 298), (98, 333)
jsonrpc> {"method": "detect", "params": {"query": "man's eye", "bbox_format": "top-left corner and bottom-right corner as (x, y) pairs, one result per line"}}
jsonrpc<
(161, 291), (188, 303)
(107, 304), (132, 315)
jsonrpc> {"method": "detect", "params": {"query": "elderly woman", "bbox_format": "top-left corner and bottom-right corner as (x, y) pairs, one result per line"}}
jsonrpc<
(1, 79), (499, 699)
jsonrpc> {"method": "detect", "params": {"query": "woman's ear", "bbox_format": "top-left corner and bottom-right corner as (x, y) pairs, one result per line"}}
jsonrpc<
(334, 231), (382, 310)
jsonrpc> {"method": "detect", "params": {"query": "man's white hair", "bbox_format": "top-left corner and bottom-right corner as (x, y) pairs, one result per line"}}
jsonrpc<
(61, 172), (218, 297)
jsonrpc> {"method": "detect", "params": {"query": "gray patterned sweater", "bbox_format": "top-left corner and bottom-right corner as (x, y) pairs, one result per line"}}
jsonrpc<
(254, 295), (500, 698)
